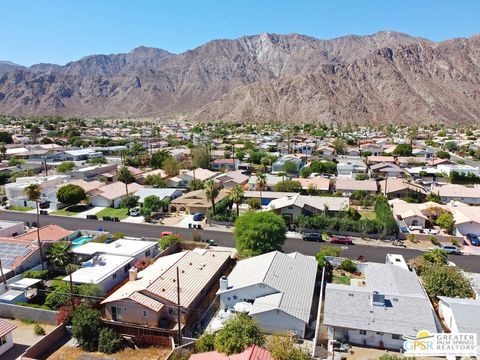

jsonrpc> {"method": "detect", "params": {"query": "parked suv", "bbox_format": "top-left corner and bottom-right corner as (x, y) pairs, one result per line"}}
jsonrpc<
(466, 233), (480, 246)
(129, 207), (140, 216)
(440, 245), (461, 255)
(302, 232), (323, 242)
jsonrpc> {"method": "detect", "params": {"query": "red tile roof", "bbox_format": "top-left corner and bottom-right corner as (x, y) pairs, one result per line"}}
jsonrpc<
(15, 224), (72, 242)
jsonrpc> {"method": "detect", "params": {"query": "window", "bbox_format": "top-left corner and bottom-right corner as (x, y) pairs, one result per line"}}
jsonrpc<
(169, 308), (178, 316)
(359, 330), (366, 335)
(145, 250), (151, 257)
(376, 332), (384, 336)
(0, 335), (6, 346)
(392, 334), (401, 340)
(124, 264), (130, 273)
(143, 310), (148, 317)
(112, 273), (117, 280)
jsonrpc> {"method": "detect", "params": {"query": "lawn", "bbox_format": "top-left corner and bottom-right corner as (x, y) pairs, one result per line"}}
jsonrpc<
(51, 205), (89, 216)
(10, 205), (34, 212)
(359, 211), (377, 220)
(332, 275), (351, 285)
(96, 207), (129, 220)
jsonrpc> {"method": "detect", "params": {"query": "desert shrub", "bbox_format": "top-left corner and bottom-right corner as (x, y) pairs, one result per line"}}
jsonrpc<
(34, 323), (46, 336)
(159, 234), (181, 250)
(339, 259), (357, 273)
(98, 327), (124, 354)
(23, 270), (48, 279)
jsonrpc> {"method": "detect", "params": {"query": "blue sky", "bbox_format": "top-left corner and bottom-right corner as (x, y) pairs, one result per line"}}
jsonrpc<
(1, 0), (479, 66)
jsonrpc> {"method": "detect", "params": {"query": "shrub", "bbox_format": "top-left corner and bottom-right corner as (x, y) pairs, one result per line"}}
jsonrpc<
(407, 234), (418, 243)
(339, 259), (357, 273)
(429, 235), (440, 246)
(93, 234), (109, 243)
(72, 307), (103, 352)
(23, 270), (48, 279)
(247, 198), (261, 210)
(422, 265), (474, 300)
(159, 234), (181, 250)
(111, 232), (125, 240)
(195, 332), (215, 352)
(98, 327), (124, 354)
(315, 246), (342, 267)
(34, 323), (46, 336)
(451, 239), (460, 247)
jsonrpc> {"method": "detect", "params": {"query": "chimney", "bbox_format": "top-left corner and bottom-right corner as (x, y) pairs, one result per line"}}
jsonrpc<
(129, 268), (138, 282)
(219, 276), (228, 291)
(372, 291), (385, 307)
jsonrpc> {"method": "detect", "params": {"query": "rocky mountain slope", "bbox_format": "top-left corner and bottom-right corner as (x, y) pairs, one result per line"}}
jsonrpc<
(0, 32), (479, 123)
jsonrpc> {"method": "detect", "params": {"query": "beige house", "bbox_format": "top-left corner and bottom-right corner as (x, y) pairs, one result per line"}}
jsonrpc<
(379, 178), (426, 199)
(101, 249), (231, 332)
(170, 189), (229, 214)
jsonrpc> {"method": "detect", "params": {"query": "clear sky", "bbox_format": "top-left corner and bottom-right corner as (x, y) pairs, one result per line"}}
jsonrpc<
(1, 0), (479, 66)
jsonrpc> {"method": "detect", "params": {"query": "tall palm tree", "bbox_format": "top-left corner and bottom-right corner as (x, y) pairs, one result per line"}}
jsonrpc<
(229, 185), (244, 217)
(204, 179), (220, 216)
(255, 172), (267, 208)
(23, 183), (44, 270)
(46, 242), (71, 273)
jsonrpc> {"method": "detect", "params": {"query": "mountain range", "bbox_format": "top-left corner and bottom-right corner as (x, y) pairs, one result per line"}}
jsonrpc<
(1, 31), (479, 124)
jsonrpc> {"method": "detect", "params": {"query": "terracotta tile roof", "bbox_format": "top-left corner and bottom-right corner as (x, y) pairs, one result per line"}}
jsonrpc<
(15, 224), (72, 242)
(0, 319), (16, 338)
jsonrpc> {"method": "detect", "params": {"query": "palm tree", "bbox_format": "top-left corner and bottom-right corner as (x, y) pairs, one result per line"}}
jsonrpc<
(229, 185), (244, 217)
(261, 157), (271, 173)
(23, 183), (44, 270)
(46, 242), (71, 273)
(255, 172), (267, 208)
(117, 166), (134, 195)
(204, 179), (220, 216)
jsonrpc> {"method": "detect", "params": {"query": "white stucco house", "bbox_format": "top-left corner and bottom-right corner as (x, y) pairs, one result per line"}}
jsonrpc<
(217, 251), (318, 338)
(0, 319), (16, 357)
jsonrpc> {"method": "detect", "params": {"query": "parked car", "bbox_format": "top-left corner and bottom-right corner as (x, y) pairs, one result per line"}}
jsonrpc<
(192, 212), (204, 221)
(424, 228), (439, 235)
(302, 232), (323, 242)
(440, 245), (462, 255)
(39, 201), (50, 209)
(129, 207), (140, 216)
(330, 236), (353, 245)
(161, 231), (173, 238)
(466, 233), (480, 246)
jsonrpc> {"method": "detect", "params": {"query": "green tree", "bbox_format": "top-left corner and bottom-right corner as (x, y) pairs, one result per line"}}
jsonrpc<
(159, 234), (181, 250)
(436, 150), (450, 159)
(282, 160), (298, 175)
(120, 194), (138, 209)
(235, 150), (245, 161)
(229, 185), (244, 217)
(333, 138), (346, 155)
(274, 179), (302, 192)
(45, 282), (79, 309)
(72, 307), (103, 352)
(422, 265), (473, 300)
(214, 313), (266, 355)
(57, 184), (87, 208)
(204, 179), (220, 216)
(255, 172), (267, 207)
(150, 150), (171, 169)
(46, 242), (71, 273)
(192, 144), (211, 169)
(268, 335), (313, 360)
(23, 183), (44, 270)
(393, 144), (413, 156)
(87, 157), (107, 164)
(195, 332), (215, 352)
(0, 131), (13, 144)
(117, 166), (135, 194)
(144, 174), (167, 188)
(143, 195), (162, 213)
(435, 212), (455, 234)
(234, 211), (286, 256)
(98, 327), (124, 354)
(162, 157), (182, 177)
(423, 249), (448, 266)
(56, 161), (75, 174)
(315, 246), (341, 267)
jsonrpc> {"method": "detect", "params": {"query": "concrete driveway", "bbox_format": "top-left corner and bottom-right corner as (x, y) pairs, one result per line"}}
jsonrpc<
(174, 214), (204, 228)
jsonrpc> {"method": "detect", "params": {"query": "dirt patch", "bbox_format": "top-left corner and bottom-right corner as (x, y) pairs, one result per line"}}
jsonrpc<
(2, 318), (57, 346)
(48, 345), (171, 360)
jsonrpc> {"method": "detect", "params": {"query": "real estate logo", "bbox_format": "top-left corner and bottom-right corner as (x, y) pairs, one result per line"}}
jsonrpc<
(403, 330), (477, 357)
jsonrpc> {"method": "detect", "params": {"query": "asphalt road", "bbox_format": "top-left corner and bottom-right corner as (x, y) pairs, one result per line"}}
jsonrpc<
(2, 211), (479, 272)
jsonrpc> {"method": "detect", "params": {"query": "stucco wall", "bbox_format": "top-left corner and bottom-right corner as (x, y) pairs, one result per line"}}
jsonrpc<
(0, 303), (58, 324)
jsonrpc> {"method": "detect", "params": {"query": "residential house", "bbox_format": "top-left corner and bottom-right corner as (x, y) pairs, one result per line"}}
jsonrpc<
(433, 184), (480, 205)
(170, 189), (229, 214)
(243, 191), (297, 207)
(57, 179), (103, 199)
(190, 345), (274, 360)
(271, 156), (304, 175)
(317, 146), (335, 157)
(167, 168), (217, 188)
(101, 249), (231, 333)
(335, 179), (377, 195)
(379, 178), (427, 199)
(336, 158), (368, 179)
(0, 220), (24, 238)
(217, 251), (317, 338)
(134, 188), (183, 207)
(15, 224), (73, 244)
(293, 142), (315, 155)
(0, 238), (41, 279)
(389, 199), (428, 228)
(89, 181), (144, 208)
(68, 164), (117, 181)
(211, 158), (240, 171)
(437, 164), (480, 177)
(137, 169), (168, 185)
(61, 148), (103, 161)
(324, 262), (439, 351)
(438, 297), (480, 358)
(370, 163), (404, 178)
(5, 175), (69, 210)
(0, 319), (16, 357)
(248, 174), (284, 192)
(361, 144), (384, 156)
(214, 171), (249, 189)
(448, 202), (480, 236)
(293, 177), (330, 193)
(266, 194), (349, 222)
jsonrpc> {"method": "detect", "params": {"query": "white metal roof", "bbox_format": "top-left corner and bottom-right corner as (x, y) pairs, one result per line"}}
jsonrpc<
(71, 239), (157, 257)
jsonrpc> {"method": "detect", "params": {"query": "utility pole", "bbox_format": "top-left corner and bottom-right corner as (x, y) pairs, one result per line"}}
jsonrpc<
(0, 259), (7, 291)
(69, 264), (75, 311)
(176, 266), (182, 346)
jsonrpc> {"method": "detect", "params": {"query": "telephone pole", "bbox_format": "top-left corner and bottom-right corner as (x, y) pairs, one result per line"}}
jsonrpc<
(68, 264), (75, 311)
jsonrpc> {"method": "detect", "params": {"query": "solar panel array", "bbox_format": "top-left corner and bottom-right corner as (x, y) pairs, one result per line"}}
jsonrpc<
(0, 243), (31, 268)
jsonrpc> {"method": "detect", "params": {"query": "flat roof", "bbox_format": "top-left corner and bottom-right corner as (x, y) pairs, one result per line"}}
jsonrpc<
(64, 254), (133, 285)
(71, 238), (157, 257)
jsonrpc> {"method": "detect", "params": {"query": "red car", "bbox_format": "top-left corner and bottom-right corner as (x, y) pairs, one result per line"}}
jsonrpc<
(160, 231), (173, 238)
(330, 236), (353, 245)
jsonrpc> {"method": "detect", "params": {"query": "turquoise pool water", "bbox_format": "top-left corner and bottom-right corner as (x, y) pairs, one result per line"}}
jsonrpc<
(71, 235), (95, 248)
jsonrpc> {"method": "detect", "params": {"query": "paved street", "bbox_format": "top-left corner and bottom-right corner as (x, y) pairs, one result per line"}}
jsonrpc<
(2, 211), (479, 272)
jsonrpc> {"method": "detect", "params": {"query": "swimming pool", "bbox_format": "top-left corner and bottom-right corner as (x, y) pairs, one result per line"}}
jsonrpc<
(71, 235), (95, 248)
